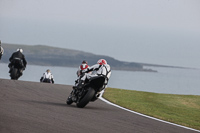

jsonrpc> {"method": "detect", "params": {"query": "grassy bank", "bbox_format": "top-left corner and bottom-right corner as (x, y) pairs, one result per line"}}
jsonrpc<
(103, 88), (200, 130)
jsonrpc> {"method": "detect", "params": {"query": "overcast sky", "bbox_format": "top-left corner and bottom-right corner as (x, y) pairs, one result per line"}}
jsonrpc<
(0, 0), (200, 68)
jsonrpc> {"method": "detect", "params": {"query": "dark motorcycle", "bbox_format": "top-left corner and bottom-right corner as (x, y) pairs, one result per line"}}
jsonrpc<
(40, 77), (53, 83)
(9, 58), (24, 80)
(66, 75), (107, 108)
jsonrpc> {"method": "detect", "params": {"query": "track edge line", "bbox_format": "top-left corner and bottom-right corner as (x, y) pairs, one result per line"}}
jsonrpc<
(99, 97), (200, 133)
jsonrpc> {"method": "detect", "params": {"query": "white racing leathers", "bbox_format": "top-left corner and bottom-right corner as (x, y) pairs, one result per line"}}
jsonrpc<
(81, 64), (111, 96)
(0, 46), (4, 54)
(42, 72), (54, 83)
(0, 46), (4, 60)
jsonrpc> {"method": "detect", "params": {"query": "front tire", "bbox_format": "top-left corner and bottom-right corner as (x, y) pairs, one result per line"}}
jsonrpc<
(66, 95), (73, 105)
(76, 87), (95, 108)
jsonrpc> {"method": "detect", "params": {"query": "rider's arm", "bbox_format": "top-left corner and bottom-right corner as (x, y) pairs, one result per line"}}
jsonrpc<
(51, 74), (54, 84)
(82, 64), (100, 73)
(0, 47), (4, 54)
(22, 55), (27, 67)
(9, 54), (14, 62)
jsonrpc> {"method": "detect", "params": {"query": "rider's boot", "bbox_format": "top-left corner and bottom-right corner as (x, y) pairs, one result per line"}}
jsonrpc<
(8, 63), (12, 73)
(73, 80), (84, 90)
(9, 68), (11, 73)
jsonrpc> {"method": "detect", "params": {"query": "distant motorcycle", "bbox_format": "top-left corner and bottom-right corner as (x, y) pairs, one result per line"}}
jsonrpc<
(40, 77), (53, 83)
(9, 58), (24, 80)
(66, 75), (107, 108)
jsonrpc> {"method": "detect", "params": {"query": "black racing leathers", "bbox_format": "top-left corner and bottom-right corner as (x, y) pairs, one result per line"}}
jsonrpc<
(9, 51), (27, 68)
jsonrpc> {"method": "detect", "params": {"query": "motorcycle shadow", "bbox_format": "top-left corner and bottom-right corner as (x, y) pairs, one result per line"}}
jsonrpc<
(20, 100), (67, 107)
(20, 100), (108, 110)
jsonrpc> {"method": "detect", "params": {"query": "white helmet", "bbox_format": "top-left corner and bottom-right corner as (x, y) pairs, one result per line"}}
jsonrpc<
(17, 48), (23, 53)
(97, 59), (107, 65)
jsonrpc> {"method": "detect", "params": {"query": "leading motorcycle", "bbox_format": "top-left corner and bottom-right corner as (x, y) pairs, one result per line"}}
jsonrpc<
(9, 58), (24, 80)
(66, 75), (107, 108)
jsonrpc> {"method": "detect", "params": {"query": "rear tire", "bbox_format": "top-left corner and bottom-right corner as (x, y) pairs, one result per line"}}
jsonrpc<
(11, 68), (18, 80)
(76, 87), (95, 108)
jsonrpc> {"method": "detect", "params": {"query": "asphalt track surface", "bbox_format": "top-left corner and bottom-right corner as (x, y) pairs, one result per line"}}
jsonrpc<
(0, 78), (199, 133)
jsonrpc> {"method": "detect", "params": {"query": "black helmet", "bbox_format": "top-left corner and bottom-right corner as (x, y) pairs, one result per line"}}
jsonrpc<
(82, 60), (87, 64)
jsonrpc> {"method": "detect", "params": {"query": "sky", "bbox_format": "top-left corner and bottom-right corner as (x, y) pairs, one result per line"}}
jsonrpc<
(0, 0), (200, 68)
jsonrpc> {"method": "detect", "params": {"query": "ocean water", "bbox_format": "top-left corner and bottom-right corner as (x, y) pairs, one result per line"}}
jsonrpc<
(0, 63), (200, 95)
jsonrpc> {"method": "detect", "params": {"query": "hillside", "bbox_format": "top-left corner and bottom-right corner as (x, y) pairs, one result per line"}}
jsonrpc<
(1, 43), (156, 72)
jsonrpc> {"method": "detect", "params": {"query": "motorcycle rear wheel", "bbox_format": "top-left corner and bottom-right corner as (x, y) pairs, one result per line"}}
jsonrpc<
(76, 87), (95, 108)
(11, 68), (18, 80)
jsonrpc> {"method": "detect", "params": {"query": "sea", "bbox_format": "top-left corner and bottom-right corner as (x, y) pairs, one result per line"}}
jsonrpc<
(0, 63), (200, 95)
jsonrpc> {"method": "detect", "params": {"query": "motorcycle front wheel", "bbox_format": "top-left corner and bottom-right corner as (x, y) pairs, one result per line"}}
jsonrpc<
(76, 87), (95, 108)
(66, 95), (73, 105)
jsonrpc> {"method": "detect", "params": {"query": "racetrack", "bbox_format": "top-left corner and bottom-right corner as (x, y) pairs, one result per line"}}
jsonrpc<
(0, 78), (198, 133)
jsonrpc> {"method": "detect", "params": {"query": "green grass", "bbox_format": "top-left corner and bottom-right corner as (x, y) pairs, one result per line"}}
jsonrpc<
(103, 88), (200, 130)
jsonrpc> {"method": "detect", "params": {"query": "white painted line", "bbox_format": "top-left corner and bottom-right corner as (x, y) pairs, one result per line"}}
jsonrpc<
(99, 97), (200, 133)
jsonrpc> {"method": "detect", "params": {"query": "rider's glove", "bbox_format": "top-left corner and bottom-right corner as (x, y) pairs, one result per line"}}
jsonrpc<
(82, 68), (89, 73)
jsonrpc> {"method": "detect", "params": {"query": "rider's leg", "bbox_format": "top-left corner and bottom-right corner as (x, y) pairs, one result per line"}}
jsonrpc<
(73, 73), (87, 89)
(8, 62), (12, 73)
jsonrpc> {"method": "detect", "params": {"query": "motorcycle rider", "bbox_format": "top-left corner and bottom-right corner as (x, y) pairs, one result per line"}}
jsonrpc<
(74, 60), (89, 86)
(8, 48), (27, 75)
(74, 59), (111, 96)
(0, 40), (4, 60)
(76, 60), (89, 77)
(40, 69), (54, 84)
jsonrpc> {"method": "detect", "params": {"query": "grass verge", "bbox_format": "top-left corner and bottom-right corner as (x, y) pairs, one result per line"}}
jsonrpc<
(103, 88), (200, 130)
